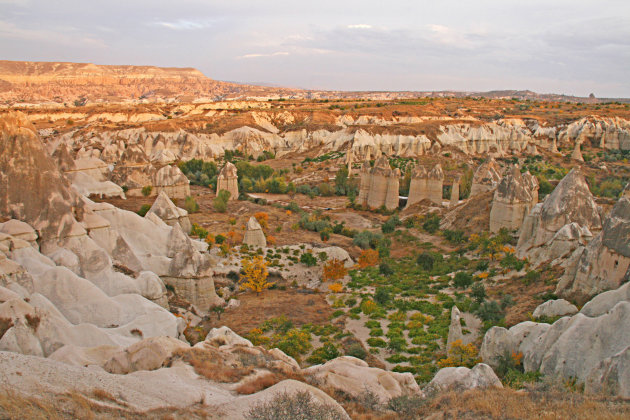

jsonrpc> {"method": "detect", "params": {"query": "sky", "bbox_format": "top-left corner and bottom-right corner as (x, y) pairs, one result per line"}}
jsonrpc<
(1, 0), (629, 97)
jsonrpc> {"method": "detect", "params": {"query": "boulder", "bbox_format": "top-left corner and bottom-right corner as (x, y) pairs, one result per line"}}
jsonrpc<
(581, 282), (630, 317)
(304, 356), (421, 402)
(480, 327), (518, 369)
(103, 336), (189, 374)
(243, 217), (267, 248)
(200, 326), (253, 348)
(585, 345), (630, 398)
(532, 299), (578, 319)
(426, 363), (502, 394)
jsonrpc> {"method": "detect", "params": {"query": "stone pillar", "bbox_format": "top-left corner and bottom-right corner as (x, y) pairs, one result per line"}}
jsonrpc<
(426, 164), (444, 205)
(384, 169), (400, 210)
(216, 161), (239, 200)
(450, 176), (460, 207)
(357, 163), (371, 206)
(406, 165), (427, 207)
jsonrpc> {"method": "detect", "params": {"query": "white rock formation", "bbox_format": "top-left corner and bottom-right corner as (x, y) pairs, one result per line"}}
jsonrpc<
(489, 165), (538, 232)
(426, 363), (502, 394)
(145, 191), (192, 233)
(532, 299), (578, 319)
(243, 217), (267, 248)
(216, 161), (239, 200)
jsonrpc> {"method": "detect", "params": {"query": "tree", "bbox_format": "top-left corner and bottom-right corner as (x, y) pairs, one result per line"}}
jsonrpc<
(322, 258), (348, 282)
(254, 212), (269, 229)
(438, 339), (480, 368)
(141, 185), (153, 197)
(240, 256), (273, 295)
(357, 249), (379, 268)
(212, 305), (225, 320)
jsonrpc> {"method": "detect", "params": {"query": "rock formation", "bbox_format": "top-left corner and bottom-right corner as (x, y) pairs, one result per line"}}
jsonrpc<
(470, 158), (503, 197)
(559, 116), (630, 151)
(571, 141), (584, 162)
(152, 164), (190, 199)
(489, 165), (539, 232)
(356, 157), (400, 210)
(407, 164), (443, 206)
(516, 168), (602, 266)
(532, 299), (578, 319)
(556, 185), (630, 303)
(243, 217), (266, 248)
(303, 356), (421, 402)
(480, 284), (630, 397)
(426, 363), (502, 394)
(216, 162), (239, 200)
(450, 176), (460, 207)
(145, 191), (192, 233)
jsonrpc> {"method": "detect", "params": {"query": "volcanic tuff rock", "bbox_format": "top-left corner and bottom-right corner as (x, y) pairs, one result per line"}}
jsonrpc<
(304, 356), (422, 402)
(489, 165), (539, 232)
(559, 116), (630, 150)
(216, 161), (239, 200)
(532, 299), (578, 319)
(407, 164), (444, 206)
(357, 157), (400, 210)
(146, 191), (192, 233)
(516, 168), (602, 266)
(426, 364), (502, 394)
(480, 284), (630, 397)
(243, 216), (267, 248)
(152, 164), (191, 199)
(470, 158), (503, 197)
(556, 186), (630, 303)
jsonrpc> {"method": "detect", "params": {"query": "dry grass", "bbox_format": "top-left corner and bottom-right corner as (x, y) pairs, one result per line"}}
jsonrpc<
(171, 346), (256, 383)
(0, 388), (224, 419)
(207, 289), (334, 336)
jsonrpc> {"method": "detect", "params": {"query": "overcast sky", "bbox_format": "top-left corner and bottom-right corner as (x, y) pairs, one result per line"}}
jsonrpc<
(1, 0), (629, 97)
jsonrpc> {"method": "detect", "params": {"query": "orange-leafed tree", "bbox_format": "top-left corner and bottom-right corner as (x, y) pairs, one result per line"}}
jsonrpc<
(328, 282), (343, 293)
(357, 249), (379, 268)
(254, 212), (269, 229)
(322, 258), (348, 282)
(240, 255), (273, 295)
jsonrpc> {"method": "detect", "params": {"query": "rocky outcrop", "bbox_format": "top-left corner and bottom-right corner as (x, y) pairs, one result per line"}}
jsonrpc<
(489, 165), (538, 232)
(559, 116), (630, 150)
(480, 289), (630, 397)
(152, 165), (190, 199)
(425, 363), (502, 394)
(304, 356), (421, 402)
(556, 188), (630, 303)
(357, 157), (400, 210)
(145, 191), (192, 233)
(446, 306), (464, 353)
(450, 176), (460, 207)
(407, 164), (443, 206)
(470, 158), (502, 197)
(571, 141), (584, 162)
(532, 299), (578, 319)
(243, 217), (266, 248)
(216, 162), (239, 200)
(516, 168), (602, 266)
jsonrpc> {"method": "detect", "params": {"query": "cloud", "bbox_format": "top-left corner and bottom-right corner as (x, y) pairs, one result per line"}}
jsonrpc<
(153, 19), (214, 31)
(0, 20), (107, 48)
(347, 24), (372, 29)
(238, 51), (290, 59)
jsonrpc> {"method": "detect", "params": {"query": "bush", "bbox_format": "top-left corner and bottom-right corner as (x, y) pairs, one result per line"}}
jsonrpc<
(471, 282), (486, 304)
(453, 271), (473, 288)
(352, 230), (384, 249)
(374, 287), (391, 305)
(378, 263), (393, 276)
(443, 229), (466, 244)
(416, 252), (435, 271)
(422, 213), (440, 233)
(381, 215), (401, 234)
(345, 343), (367, 360)
(387, 395), (425, 417)
(137, 204), (151, 217)
(141, 185), (153, 197)
(477, 300), (504, 323)
(213, 190), (231, 213)
(300, 253), (317, 267)
(306, 343), (340, 364)
(184, 196), (200, 213)
(245, 390), (346, 420)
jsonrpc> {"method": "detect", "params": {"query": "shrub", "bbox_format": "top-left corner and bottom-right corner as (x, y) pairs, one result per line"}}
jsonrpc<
(381, 215), (401, 234)
(378, 263), (393, 276)
(443, 229), (466, 244)
(345, 343), (367, 360)
(240, 256), (273, 295)
(323, 258), (348, 282)
(184, 196), (200, 213)
(300, 252), (317, 267)
(387, 395), (424, 418)
(361, 299), (378, 315)
(374, 287), (391, 306)
(438, 339), (480, 368)
(137, 204), (151, 217)
(306, 343), (340, 364)
(190, 223), (209, 239)
(328, 283), (343, 293)
(416, 252), (435, 271)
(213, 190), (231, 213)
(422, 212), (440, 233)
(453, 271), (473, 288)
(471, 282), (486, 304)
(477, 300), (505, 323)
(367, 337), (387, 348)
(245, 390), (346, 420)
(357, 249), (379, 268)
(141, 185), (153, 197)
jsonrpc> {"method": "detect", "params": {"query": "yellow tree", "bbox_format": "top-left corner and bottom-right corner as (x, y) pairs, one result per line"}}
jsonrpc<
(240, 255), (273, 295)
(357, 249), (379, 268)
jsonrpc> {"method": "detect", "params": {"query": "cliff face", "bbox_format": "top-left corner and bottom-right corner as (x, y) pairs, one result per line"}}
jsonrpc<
(0, 60), (296, 103)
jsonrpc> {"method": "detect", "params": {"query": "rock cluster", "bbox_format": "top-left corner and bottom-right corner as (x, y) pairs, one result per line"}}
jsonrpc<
(407, 164), (444, 206)
(145, 191), (192, 233)
(216, 161), (239, 200)
(556, 184), (630, 303)
(516, 168), (602, 266)
(489, 165), (539, 232)
(356, 157), (400, 210)
(480, 282), (630, 397)
(470, 158), (503, 197)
